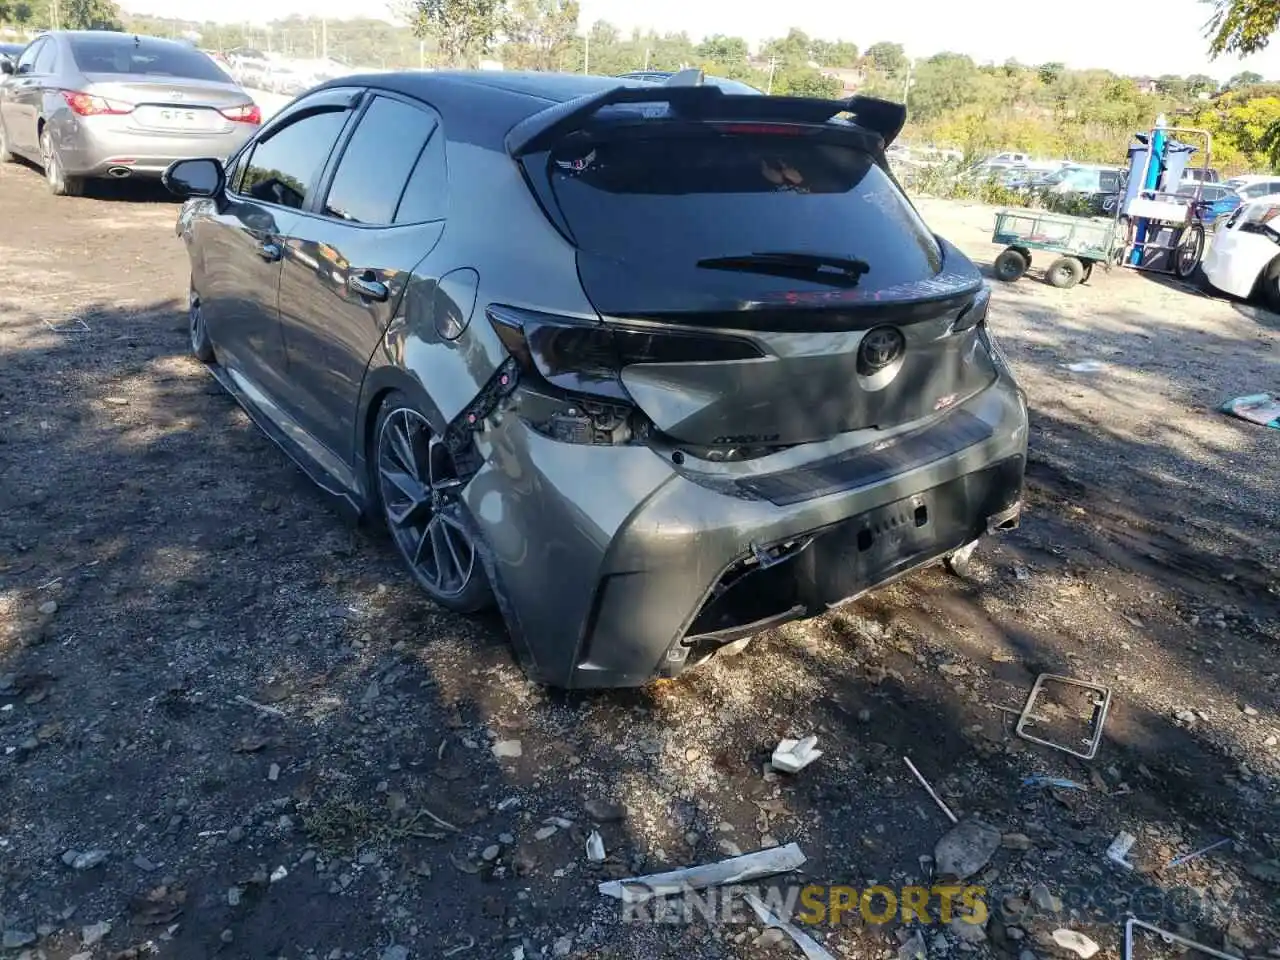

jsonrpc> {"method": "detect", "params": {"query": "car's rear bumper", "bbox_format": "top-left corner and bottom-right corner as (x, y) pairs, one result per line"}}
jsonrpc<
(1203, 224), (1279, 299)
(49, 118), (255, 178)
(466, 369), (1028, 689)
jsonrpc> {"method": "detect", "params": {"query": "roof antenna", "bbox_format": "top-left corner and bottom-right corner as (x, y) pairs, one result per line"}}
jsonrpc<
(663, 67), (705, 87)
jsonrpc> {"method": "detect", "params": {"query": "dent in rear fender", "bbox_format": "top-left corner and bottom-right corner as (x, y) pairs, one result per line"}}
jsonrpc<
(359, 271), (508, 439)
(462, 419), (677, 685)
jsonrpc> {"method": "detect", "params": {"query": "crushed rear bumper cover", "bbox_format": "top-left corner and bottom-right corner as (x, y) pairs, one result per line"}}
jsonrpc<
(465, 377), (1027, 689)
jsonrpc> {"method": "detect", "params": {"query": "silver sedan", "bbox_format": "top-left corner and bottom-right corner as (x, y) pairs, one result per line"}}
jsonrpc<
(0, 31), (261, 196)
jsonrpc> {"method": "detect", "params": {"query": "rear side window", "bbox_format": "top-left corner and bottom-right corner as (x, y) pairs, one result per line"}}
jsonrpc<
(33, 40), (57, 73)
(547, 133), (942, 285)
(68, 36), (231, 82)
(394, 129), (448, 224)
(239, 109), (349, 210)
(322, 96), (436, 225)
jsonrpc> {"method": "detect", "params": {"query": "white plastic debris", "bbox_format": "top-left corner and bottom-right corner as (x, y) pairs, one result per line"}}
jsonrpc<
(491, 739), (523, 759)
(269, 865), (288, 883)
(586, 830), (606, 862)
(1053, 929), (1101, 959)
(598, 842), (807, 903)
(771, 735), (822, 774)
(745, 892), (836, 960)
(1063, 360), (1106, 373)
(1105, 831), (1136, 870)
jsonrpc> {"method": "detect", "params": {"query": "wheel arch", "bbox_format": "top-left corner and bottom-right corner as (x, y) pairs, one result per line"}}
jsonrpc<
(354, 364), (449, 505)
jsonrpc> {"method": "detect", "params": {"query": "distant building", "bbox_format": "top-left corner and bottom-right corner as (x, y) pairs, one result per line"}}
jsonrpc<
(1133, 76), (1160, 94)
(819, 67), (865, 96)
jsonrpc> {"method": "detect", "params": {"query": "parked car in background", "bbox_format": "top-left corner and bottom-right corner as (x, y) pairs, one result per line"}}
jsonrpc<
(1177, 182), (1241, 225)
(161, 70), (1027, 688)
(0, 31), (262, 196)
(1224, 174), (1280, 201)
(0, 41), (24, 68)
(1202, 196), (1280, 310)
(617, 69), (764, 95)
(1180, 166), (1220, 185)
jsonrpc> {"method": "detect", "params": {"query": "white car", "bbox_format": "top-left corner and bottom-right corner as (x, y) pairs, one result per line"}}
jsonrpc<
(1202, 198), (1280, 310)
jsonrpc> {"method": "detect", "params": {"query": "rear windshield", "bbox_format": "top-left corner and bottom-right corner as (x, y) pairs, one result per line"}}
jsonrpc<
(548, 132), (942, 285)
(69, 36), (231, 82)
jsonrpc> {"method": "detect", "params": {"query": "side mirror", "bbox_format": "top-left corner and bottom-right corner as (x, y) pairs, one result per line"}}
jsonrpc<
(0, 58), (14, 76)
(162, 157), (225, 199)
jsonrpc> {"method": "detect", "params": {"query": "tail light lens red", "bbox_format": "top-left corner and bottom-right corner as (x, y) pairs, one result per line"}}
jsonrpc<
(61, 91), (133, 116)
(219, 103), (262, 125)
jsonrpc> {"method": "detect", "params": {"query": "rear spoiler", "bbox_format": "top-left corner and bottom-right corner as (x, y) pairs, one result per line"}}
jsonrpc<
(504, 85), (907, 158)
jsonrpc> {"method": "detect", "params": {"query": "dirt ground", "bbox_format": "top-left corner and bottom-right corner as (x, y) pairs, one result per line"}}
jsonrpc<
(0, 159), (1277, 960)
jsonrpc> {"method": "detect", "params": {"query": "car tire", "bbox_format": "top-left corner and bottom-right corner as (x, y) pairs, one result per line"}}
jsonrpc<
(1046, 256), (1084, 289)
(372, 391), (495, 614)
(1260, 257), (1280, 314)
(188, 287), (215, 363)
(993, 248), (1029, 282)
(40, 130), (83, 197)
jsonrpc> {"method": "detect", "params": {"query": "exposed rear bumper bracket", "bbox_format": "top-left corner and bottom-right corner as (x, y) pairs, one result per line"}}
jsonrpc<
(987, 500), (1022, 533)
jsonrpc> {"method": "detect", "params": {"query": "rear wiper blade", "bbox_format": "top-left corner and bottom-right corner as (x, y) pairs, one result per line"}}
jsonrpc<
(696, 251), (871, 287)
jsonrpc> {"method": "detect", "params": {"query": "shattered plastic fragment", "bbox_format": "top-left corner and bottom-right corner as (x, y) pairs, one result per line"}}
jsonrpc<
(771, 735), (822, 774)
(598, 842), (807, 903)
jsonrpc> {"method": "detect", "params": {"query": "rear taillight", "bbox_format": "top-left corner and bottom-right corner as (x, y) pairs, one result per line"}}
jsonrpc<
(485, 304), (762, 445)
(220, 103), (262, 124)
(61, 91), (133, 116)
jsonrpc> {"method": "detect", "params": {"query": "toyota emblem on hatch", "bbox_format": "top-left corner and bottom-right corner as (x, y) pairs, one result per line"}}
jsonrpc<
(857, 326), (906, 375)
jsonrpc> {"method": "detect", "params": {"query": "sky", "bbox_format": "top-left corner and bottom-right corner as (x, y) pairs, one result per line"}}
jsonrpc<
(117, 0), (1280, 82)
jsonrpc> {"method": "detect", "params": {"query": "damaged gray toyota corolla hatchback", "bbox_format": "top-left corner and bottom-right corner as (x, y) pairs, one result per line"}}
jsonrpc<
(162, 70), (1027, 689)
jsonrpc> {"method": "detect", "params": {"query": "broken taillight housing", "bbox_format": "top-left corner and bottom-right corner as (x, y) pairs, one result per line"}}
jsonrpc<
(951, 284), (991, 333)
(485, 304), (762, 445)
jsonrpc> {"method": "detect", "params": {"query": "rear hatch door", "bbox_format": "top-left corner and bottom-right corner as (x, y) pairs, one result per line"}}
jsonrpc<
(520, 95), (993, 447)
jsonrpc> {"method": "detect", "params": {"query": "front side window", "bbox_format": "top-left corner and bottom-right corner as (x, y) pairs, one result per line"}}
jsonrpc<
(239, 109), (349, 210)
(322, 96), (436, 225)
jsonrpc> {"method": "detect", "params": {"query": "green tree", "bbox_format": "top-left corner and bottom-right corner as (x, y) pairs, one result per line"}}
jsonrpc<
(1156, 74), (1188, 97)
(503, 0), (578, 70)
(1038, 61), (1064, 85)
(862, 40), (907, 77)
(1228, 69), (1265, 86)
(762, 27), (813, 68)
(61, 0), (121, 30)
(409, 0), (503, 67)
(810, 38), (857, 68)
(1187, 72), (1218, 95)
(696, 33), (747, 65)
(1207, 0), (1280, 55)
(13, 0), (31, 21)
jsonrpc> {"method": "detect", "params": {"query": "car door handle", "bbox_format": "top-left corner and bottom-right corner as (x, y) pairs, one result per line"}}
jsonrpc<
(349, 273), (388, 302)
(258, 241), (282, 262)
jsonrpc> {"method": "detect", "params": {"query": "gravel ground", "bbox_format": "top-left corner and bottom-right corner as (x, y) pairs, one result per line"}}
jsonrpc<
(0, 161), (1277, 960)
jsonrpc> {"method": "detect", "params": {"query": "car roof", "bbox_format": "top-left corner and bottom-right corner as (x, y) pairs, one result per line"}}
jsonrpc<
(45, 30), (202, 50)
(315, 70), (648, 150)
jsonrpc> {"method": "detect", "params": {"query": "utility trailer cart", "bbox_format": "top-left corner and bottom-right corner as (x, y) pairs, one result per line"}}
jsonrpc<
(990, 208), (1120, 289)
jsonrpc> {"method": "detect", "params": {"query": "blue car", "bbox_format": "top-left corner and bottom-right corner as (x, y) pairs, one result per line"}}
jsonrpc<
(1179, 183), (1242, 225)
